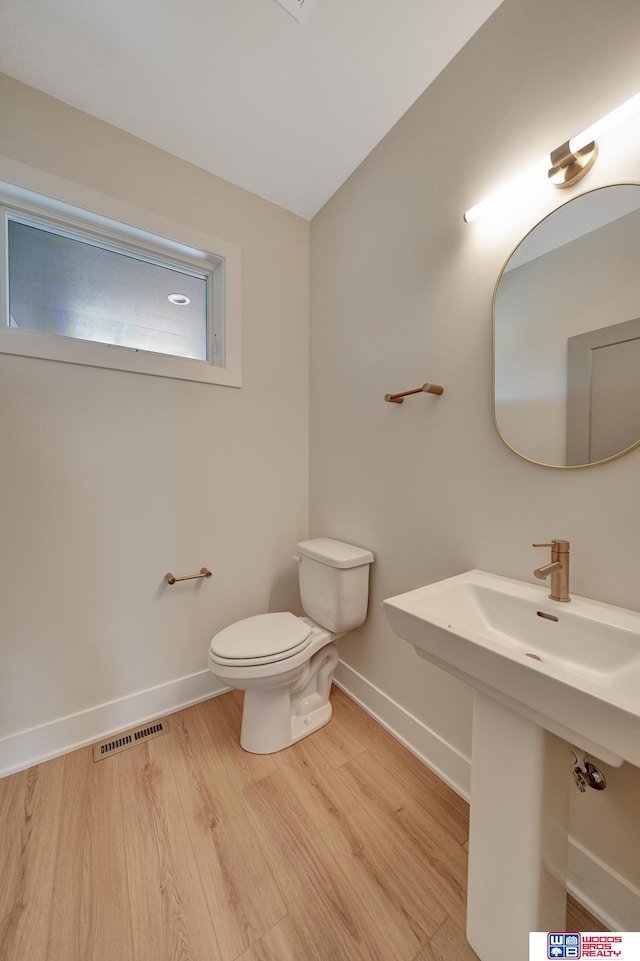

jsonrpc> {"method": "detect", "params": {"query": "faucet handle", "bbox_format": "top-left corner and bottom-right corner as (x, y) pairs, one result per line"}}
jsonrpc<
(533, 539), (570, 551)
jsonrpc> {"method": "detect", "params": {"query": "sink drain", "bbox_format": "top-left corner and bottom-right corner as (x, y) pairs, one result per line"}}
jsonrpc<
(525, 652), (543, 661)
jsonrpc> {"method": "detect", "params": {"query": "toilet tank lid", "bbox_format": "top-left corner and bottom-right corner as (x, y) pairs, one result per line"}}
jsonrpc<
(297, 538), (374, 569)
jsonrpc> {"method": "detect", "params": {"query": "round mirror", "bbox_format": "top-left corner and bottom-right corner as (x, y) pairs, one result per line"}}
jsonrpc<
(493, 184), (640, 467)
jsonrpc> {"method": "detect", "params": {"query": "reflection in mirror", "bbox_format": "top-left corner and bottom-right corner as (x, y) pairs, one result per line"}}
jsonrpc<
(493, 184), (640, 467)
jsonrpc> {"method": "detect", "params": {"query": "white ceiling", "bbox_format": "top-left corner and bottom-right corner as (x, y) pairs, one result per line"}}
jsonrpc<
(0, 0), (504, 219)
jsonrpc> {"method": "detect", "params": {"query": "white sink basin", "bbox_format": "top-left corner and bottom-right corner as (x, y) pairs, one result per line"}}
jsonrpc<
(383, 570), (640, 767)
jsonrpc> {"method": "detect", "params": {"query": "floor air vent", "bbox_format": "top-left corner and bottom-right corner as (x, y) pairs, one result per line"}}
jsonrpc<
(93, 718), (169, 762)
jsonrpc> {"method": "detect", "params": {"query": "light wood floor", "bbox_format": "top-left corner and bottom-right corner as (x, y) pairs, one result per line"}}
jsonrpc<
(0, 687), (605, 961)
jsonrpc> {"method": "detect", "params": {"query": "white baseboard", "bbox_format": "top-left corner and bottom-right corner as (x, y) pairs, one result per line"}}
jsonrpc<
(567, 840), (640, 932)
(333, 659), (471, 801)
(0, 670), (228, 778)
(333, 659), (638, 933)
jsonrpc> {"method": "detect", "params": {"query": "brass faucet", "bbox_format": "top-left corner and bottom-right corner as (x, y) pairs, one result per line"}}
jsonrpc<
(532, 539), (571, 602)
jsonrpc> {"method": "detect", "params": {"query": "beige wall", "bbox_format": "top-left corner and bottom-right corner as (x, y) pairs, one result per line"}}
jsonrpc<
(0, 76), (309, 743)
(310, 0), (640, 928)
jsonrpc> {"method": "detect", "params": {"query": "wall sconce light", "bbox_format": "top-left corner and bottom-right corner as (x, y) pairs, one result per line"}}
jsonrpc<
(463, 90), (640, 223)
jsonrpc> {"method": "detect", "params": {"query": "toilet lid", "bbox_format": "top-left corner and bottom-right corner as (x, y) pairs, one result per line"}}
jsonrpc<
(210, 612), (312, 663)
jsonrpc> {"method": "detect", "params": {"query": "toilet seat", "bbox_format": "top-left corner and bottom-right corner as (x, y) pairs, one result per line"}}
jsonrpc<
(210, 612), (312, 667)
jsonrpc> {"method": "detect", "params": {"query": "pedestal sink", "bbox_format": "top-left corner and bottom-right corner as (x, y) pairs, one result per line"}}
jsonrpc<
(383, 570), (640, 961)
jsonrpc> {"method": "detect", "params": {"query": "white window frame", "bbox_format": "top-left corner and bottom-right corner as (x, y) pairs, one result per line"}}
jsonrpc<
(0, 178), (241, 387)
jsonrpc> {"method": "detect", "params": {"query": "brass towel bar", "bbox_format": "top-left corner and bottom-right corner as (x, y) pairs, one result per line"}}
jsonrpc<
(384, 383), (444, 404)
(165, 567), (213, 585)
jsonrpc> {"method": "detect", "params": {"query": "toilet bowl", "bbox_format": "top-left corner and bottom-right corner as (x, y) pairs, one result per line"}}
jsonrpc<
(209, 613), (342, 753)
(208, 538), (374, 754)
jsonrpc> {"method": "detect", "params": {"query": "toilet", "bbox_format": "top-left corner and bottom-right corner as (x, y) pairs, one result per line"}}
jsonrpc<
(208, 538), (374, 754)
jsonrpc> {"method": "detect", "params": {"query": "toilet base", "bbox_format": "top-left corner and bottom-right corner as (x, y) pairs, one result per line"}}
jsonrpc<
(238, 642), (339, 754)
(291, 701), (332, 745)
(240, 691), (333, 754)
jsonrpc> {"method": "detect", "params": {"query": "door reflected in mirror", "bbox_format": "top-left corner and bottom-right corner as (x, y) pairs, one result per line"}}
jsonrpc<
(493, 184), (640, 467)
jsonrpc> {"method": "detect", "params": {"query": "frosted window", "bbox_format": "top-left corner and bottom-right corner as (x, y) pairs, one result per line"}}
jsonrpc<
(8, 219), (208, 361)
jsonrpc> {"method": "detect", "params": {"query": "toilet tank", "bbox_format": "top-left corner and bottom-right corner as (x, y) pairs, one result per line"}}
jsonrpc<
(296, 538), (374, 633)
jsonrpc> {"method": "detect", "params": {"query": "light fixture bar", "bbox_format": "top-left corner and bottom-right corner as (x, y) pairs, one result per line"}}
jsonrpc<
(464, 90), (640, 223)
(463, 156), (549, 223)
(569, 90), (640, 154)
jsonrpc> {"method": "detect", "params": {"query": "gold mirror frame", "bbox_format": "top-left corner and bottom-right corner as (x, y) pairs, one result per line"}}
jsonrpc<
(492, 183), (640, 469)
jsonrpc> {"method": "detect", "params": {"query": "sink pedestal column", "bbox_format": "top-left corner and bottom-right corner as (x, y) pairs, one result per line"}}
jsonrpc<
(467, 693), (570, 961)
